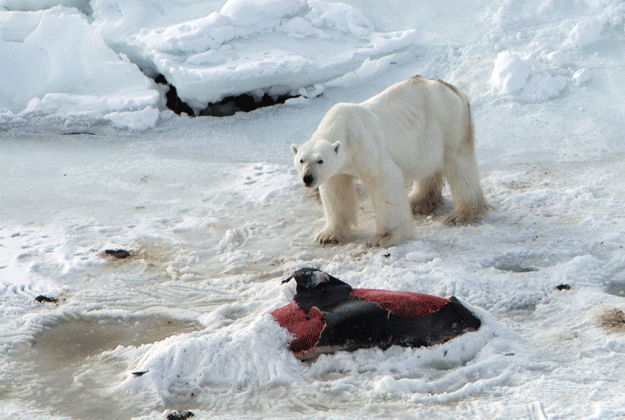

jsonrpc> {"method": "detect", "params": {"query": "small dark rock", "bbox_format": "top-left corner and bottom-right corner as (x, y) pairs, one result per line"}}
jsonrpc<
(35, 295), (58, 304)
(166, 410), (194, 420)
(556, 284), (571, 291)
(104, 249), (131, 259)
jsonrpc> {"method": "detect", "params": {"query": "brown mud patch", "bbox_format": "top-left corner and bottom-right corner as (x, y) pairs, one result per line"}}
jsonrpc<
(598, 308), (625, 334)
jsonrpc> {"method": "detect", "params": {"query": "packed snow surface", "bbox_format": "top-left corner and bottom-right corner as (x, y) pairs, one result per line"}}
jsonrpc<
(2, 0), (625, 419)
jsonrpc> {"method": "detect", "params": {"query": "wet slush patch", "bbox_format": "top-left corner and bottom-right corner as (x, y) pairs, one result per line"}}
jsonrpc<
(605, 280), (625, 297)
(486, 256), (541, 273)
(30, 314), (200, 366)
(9, 314), (202, 420)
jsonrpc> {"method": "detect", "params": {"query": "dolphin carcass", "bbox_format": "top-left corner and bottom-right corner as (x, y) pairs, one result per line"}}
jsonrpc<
(271, 268), (481, 360)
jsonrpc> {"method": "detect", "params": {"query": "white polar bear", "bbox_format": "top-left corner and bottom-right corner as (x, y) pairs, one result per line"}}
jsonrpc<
(291, 75), (490, 247)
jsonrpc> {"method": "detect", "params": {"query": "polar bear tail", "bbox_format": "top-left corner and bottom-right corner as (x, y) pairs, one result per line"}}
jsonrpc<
(436, 79), (475, 149)
(464, 101), (475, 149)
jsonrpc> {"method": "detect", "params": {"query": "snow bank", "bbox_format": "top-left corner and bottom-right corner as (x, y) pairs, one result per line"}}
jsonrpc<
(1, 0), (417, 124)
(116, 313), (305, 400)
(110, 0), (418, 110)
(0, 7), (159, 129)
(2, 0), (624, 127)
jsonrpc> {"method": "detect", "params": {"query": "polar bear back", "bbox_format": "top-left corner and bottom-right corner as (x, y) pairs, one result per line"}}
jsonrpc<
(361, 76), (469, 179)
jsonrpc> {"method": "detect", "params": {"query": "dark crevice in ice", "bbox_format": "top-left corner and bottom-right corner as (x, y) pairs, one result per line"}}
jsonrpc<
(154, 75), (195, 117)
(153, 74), (298, 117)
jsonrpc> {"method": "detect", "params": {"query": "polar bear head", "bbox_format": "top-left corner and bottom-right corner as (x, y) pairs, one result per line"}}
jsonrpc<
(291, 139), (342, 189)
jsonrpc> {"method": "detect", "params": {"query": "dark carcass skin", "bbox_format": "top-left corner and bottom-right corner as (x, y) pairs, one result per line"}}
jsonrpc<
(271, 268), (481, 360)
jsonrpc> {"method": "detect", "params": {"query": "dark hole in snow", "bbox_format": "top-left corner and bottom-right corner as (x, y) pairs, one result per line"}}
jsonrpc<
(154, 74), (299, 117)
(494, 263), (539, 273)
(62, 131), (96, 136)
(198, 91), (296, 117)
(556, 284), (571, 291)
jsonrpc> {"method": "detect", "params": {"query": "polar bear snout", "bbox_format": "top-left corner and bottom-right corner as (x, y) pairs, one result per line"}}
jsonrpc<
(303, 171), (315, 187)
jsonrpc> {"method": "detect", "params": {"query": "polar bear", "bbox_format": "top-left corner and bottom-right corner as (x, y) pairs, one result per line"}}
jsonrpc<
(291, 75), (489, 247)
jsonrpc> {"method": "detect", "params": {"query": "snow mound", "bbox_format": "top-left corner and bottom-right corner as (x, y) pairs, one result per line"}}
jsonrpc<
(572, 68), (592, 85)
(492, 52), (531, 94)
(492, 51), (565, 102)
(116, 313), (304, 400)
(0, 7), (159, 129)
(103, 106), (160, 130)
(568, 17), (604, 47)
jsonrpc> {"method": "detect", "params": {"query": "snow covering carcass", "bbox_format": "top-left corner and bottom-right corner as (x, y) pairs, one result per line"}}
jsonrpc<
(272, 268), (481, 360)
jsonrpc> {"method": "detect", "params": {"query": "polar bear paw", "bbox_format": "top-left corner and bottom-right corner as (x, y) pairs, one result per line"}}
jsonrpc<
(366, 232), (393, 247)
(443, 209), (484, 225)
(443, 201), (491, 225)
(314, 228), (350, 246)
(443, 211), (474, 225)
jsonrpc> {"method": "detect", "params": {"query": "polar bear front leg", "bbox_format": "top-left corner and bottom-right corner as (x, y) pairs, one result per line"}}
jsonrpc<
(364, 166), (414, 247)
(315, 174), (358, 245)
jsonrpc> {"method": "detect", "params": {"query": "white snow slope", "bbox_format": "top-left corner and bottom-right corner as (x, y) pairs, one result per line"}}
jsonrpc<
(2, 0), (625, 419)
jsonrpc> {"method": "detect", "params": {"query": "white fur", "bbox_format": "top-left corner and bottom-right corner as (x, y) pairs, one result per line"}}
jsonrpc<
(291, 76), (489, 247)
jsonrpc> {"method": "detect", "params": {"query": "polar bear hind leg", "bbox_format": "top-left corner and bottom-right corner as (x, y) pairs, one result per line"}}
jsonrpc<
(315, 174), (358, 245)
(442, 139), (490, 225)
(409, 171), (444, 216)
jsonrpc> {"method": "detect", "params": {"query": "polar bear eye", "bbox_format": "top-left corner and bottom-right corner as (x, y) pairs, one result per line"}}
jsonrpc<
(318, 159), (324, 164)
(299, 159), (304, 163)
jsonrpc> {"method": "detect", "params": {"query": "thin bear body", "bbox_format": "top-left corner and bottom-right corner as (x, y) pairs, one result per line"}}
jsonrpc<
(291, 76), (489, 246)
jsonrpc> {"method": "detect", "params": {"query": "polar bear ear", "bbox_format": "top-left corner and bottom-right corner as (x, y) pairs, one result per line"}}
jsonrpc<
(333, 141), (342, 154)
(291, 144), (299, 155)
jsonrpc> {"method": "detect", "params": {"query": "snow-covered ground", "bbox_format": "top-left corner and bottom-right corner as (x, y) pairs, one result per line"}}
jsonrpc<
(2, 0), (625, 419)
